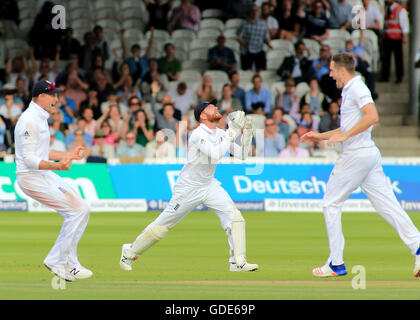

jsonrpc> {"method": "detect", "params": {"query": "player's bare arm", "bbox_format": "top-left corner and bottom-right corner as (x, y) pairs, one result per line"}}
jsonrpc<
(327, 103), (378, 147)
(38, 158), (72, 171)
(301, 128), (341, 143)
(49, 146), (87, 161)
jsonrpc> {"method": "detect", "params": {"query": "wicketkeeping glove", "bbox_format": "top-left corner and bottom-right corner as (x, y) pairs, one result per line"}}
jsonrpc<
(242, 116), (253, 148)
(225, 111), (246, 142)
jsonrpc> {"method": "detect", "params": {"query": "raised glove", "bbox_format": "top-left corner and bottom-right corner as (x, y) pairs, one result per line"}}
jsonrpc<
(227, 111), (246, 131)
(242, 116), (253, 147)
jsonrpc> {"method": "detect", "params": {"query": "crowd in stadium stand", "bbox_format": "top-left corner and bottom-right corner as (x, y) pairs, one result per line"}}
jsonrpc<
(0, 0), (410, 162)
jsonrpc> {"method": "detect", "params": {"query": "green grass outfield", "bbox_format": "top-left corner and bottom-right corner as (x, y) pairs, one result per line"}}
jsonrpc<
(0, 211), (419, 300)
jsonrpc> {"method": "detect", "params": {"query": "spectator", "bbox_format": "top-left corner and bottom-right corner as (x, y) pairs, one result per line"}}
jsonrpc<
(277, 41), (314, 84)
(117, 74), (142, 106)
(96, 105), (125, 143)
(49, 108), (67, 143)
(290, 101), (320, 132)
(229, 71), (246, 108)
(246, 74), (271, 114)
(169, 82), (195, 116)
(79, 85), (99, 119)
(29, 46), (60, 84)
(196, 76), (219, 103)
(79, 32), (98, 73)
(64, 64), (88, 113)
(100, 90), (127, 116)
(340, 29), (378, 99)
(142, 58), (169, 101)
(0, 1), (19, 25)
(123, 29), (154, 83)
(207, 35), (237, 74)
(91, 129), (115, 159)
(169, 0), (201, 33)
(65, 118), (93, 148)
(15, 78), (31, 108)
(328, 0), (352, 30)
(303, 77), (324, 115)
(363, 0), (382, 36)
(262, 117), (286, 157)
(151, 82), (178, 133)
(29, 1), (61, 59)
(0, 20), (7, 86)
(158, 43), (182, 82)
(275, 78), (299, 114)
(59, 28), (82, 60)
(305, 0), (330, 43)
(275, 0), (301, 41)
(56, 84), (76, 124)
(312, 44), (331, 81)
(81, 108), (97, 138)
(216, 84), (242, 113)
(92, 69), (114, 107)
(145, 129), (176, 159)
(226, 0), (254, 20)
(93, 25), (112, 63)
(125, 96), (144, 127)
(95, 120), (115, 146)
(319, 100), (340, 133)
(67, 128), (92, 157)
(380, 0), (409, 84)
(261, 2), (279, 39)
(117, 131), (146, 157)
(0, 114), (8, 152)
(56, 54), (87, 86)
(144, 0), (174, 31)
(5, 55), (31, 91)
(0, 86), (21, 121)
(272, 107), (290, 140)
(279, 131), (310, 158)
(127, 108), (154, 147)
(237, 4), (273, 71)
(49, 128), (66, 152)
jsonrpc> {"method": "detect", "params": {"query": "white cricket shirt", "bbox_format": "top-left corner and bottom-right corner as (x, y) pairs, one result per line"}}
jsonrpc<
(176, 123), (247, 187)
(340, 75), (375, 152)
(15, 101), (51, 173)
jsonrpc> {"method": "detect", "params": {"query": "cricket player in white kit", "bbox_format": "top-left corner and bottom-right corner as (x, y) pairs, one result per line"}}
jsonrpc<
(120, 99), (258, 272)
(14, 80), (93, 282)
(302, 53), (420, 278)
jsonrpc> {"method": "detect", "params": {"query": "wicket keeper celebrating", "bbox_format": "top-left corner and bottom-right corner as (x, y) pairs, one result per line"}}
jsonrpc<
(120, 100), (258, 272)
(14, 80), (92, 282)
(301, 53), (420, 278)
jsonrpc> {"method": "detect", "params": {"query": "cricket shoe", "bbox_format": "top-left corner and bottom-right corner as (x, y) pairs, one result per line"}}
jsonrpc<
(44, 263), (75, 282)
(120, 243), (138, 271)
(414, 246), (420, 278)
(229, 262), (258, 272)
(66, 265), (93, 279)
(312, 262), (347, 277)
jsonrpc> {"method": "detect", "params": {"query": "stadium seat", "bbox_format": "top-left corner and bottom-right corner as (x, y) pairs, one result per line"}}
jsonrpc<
(296, 82), (310, 97)
(259, 70), (279, 84)
(94, 0), (115, 10)
(270, 40), (295, 55)
(271, 81), (285, 105)
(266, 50), (288, 71)
(302, 38), (321, 59)
(203, 70), (229, 84)
(322, 39), (345, 55)
(171, 29), (196, 42)
(19, 19), (34, 35)
(202, 9), (224, 19)
(283, 114), (297, 133)
(69, 7), (92, 20)
(224, 18), (244, 31)
(19, 7), (36, 21)
(225, 40), (240, 54)
(199, 19), (224, 33)
(17, 0), (35, 11)
(68, 0), (89, 10)
(71, 19), (92, 31)
(182, 60), (208, 73)
(124, 29), (145, 42)
(189, 48), (209, 61)
(179, 70), (202, 83)
(328, 29), (351, 42)
(95, 7), (116, 20)
(169, 38), (190, 52)
(197, 29), (221, 41)
(223, 29), (238, 40)
(96, 19), (120, 33)
(190, 39), (213, 51)
(122, 19), (145, 31)
(146, 29), (170, 42)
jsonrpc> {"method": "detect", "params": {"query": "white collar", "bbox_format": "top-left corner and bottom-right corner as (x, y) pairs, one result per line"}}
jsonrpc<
(342, 75), (360, 95)
(199, 123), (216, 134)
(29, 101), (51, 120)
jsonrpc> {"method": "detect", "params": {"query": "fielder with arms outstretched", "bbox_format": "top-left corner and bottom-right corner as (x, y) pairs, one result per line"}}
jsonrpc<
(301, 53), (420, 278)
(14, 80), (92, 282)
(120, 100), (258, 272)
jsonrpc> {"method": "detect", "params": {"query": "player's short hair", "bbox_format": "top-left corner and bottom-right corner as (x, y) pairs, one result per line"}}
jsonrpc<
(332, 53), (355, 74)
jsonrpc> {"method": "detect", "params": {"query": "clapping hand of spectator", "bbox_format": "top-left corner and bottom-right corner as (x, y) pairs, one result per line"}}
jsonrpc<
(151, 81), (161, 97)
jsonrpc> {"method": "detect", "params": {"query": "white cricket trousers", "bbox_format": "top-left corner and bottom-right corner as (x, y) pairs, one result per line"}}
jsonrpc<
(139, 179), (238, 262)
(17, 171), (90, 267)
(323, 146), (420, 265)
